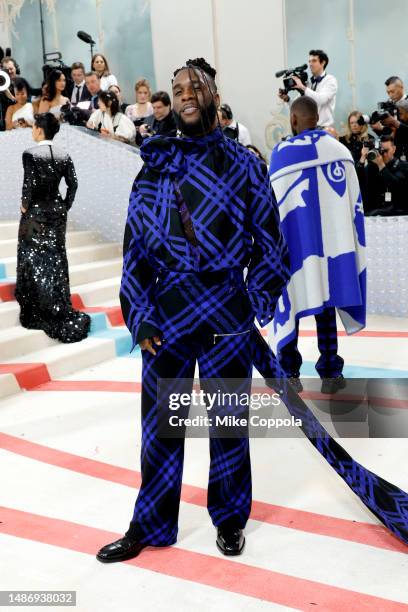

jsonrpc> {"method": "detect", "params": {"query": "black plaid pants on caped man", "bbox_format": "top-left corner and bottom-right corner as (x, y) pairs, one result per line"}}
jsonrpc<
(278, 307), (344, 378)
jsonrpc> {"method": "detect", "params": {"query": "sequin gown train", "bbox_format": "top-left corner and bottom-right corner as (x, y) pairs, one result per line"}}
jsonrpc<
(15, 142), (91, 343)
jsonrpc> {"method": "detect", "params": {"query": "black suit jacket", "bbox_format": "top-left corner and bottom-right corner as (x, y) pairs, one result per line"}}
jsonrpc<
(66, 82), (91, 104)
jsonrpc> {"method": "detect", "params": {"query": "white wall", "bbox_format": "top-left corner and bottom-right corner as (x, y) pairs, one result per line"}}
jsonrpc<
(149, 0), (287, 155)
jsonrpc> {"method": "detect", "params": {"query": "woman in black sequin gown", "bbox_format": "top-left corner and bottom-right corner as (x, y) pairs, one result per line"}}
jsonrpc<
(15, 113), (91, 342)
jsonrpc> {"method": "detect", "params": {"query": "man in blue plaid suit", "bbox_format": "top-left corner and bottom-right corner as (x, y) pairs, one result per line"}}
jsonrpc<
(97, 58), (290, 563)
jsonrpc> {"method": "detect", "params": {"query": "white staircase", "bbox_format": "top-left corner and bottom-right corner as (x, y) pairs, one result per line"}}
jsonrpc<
(0, 220), (131, 400)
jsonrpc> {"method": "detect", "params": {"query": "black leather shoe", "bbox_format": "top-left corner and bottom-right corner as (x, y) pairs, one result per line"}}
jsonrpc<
(321, 375), (347, 395)
(216, 527), (245, 556)
(96, 536), (146, 563)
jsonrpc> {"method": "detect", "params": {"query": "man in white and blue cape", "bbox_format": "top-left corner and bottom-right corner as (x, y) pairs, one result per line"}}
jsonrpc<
(268, 96), (366, 388)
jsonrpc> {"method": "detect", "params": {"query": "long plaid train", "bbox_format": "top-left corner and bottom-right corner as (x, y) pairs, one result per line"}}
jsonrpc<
(253, 331), (408, 547)
(120, 128), (290, 542)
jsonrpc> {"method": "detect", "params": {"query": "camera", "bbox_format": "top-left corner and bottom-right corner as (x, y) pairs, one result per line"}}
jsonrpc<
(275, 64), (308, 94)
(357, 101), (397, 128)
(60, 102), (91, 127)
(362, 138), (385, 162)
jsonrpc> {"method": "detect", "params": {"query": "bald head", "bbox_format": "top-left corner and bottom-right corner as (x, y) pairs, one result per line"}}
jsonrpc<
(290, 96), (319, 135)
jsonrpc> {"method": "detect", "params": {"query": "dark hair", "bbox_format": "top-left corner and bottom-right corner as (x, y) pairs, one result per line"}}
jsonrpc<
(44, 69), (65, 101)
(246, 144), (267, 165)
(173, 57), (217, 93)
(309, 49), (329, 68)
(71, 61), (85, 72)
(91, 53), (111, 76)
(291, 95), (319, 116)
(385, 76), (402, 87)
(380, 135), (395, 145)
(98, 90), (119, 116)
(34, 112), (60, 139)
(220, 103), (233, 121)
(85, 70), (100, 80)
(151, 90), (171, 106)
(13, 77), (30, 94)
(2, 56), (20, 74)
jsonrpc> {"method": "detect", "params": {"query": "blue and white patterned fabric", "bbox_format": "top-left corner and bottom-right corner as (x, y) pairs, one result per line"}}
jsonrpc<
(268, 129), (366, 353)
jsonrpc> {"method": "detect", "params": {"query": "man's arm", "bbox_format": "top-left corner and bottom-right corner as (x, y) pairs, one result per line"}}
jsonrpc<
(299, 75), (338, 106)
(119, 171), (162, 350)
(246, 158), (290, 326)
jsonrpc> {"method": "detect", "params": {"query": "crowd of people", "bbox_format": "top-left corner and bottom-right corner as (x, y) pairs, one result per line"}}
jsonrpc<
(1, 48), (407, 218)
(0, 52), (252, 151)
(279, 49), (408, 216)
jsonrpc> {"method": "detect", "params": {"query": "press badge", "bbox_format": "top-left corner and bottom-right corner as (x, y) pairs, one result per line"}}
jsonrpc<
(385, 191), (392, 202)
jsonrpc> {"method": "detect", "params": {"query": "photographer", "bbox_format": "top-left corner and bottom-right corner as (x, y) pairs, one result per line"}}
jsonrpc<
(278, 49), (337, 127)
(380, 98), (408, 161)
(217, 103), (252, 145)
(357, 135), (408, 216)
(136, 90), (176, 146)
(369, 77), (408, 154)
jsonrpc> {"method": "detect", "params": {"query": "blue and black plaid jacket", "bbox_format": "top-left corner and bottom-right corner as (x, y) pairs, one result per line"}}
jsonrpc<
(120, 127), (290, 343)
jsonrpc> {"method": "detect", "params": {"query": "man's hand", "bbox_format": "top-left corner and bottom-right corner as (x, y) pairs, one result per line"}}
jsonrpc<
(138, 123), (149, 135)
(371, 151), (386, 170)
(292, 76), (306, 92)
(370, 121), (383, 132)
(382, 115), (400, 130)
(20, 205), (27, 214)
(278, 89), (290, 103)
(139, 336), (162, 356)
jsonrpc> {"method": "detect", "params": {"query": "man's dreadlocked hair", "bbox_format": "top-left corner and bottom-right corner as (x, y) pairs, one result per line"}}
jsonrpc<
(173, 57), (217, 93)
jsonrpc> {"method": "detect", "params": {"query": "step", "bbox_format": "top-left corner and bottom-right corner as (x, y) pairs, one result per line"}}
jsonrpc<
(71, 277), (121, 305)
(0, 373), (20, 399)
(0, 302), (19, 329)
(5, 335), (117, 380)
(0, 326), (57, 360)
(0, 243), (121, 277)
(0, 231), (99, 258)
(0, 221), (19, 240)
(68, 258), (122, 287)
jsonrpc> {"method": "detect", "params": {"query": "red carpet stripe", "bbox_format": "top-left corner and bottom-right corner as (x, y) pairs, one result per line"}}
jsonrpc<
(0, 432), (405, 553)
(0, 363), (51, 389)
(0, 506), (406, 610)
(0, 282), (16, 302)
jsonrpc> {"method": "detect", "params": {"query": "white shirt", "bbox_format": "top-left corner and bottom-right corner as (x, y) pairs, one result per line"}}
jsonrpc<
(303, 72), (337, 127)
(227, 119), (252, 147)
(71, 80), (85, 104)
(228, 119), (252, 146)
(100, 74), (118, 92)
(87, 109), (136, 142)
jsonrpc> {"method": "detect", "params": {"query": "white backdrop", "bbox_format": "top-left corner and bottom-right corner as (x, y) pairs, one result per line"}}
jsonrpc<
(149, 0), (288, 155)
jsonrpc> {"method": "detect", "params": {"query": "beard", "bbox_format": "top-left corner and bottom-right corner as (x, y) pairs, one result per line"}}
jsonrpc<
(174, 98), (218, 137)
